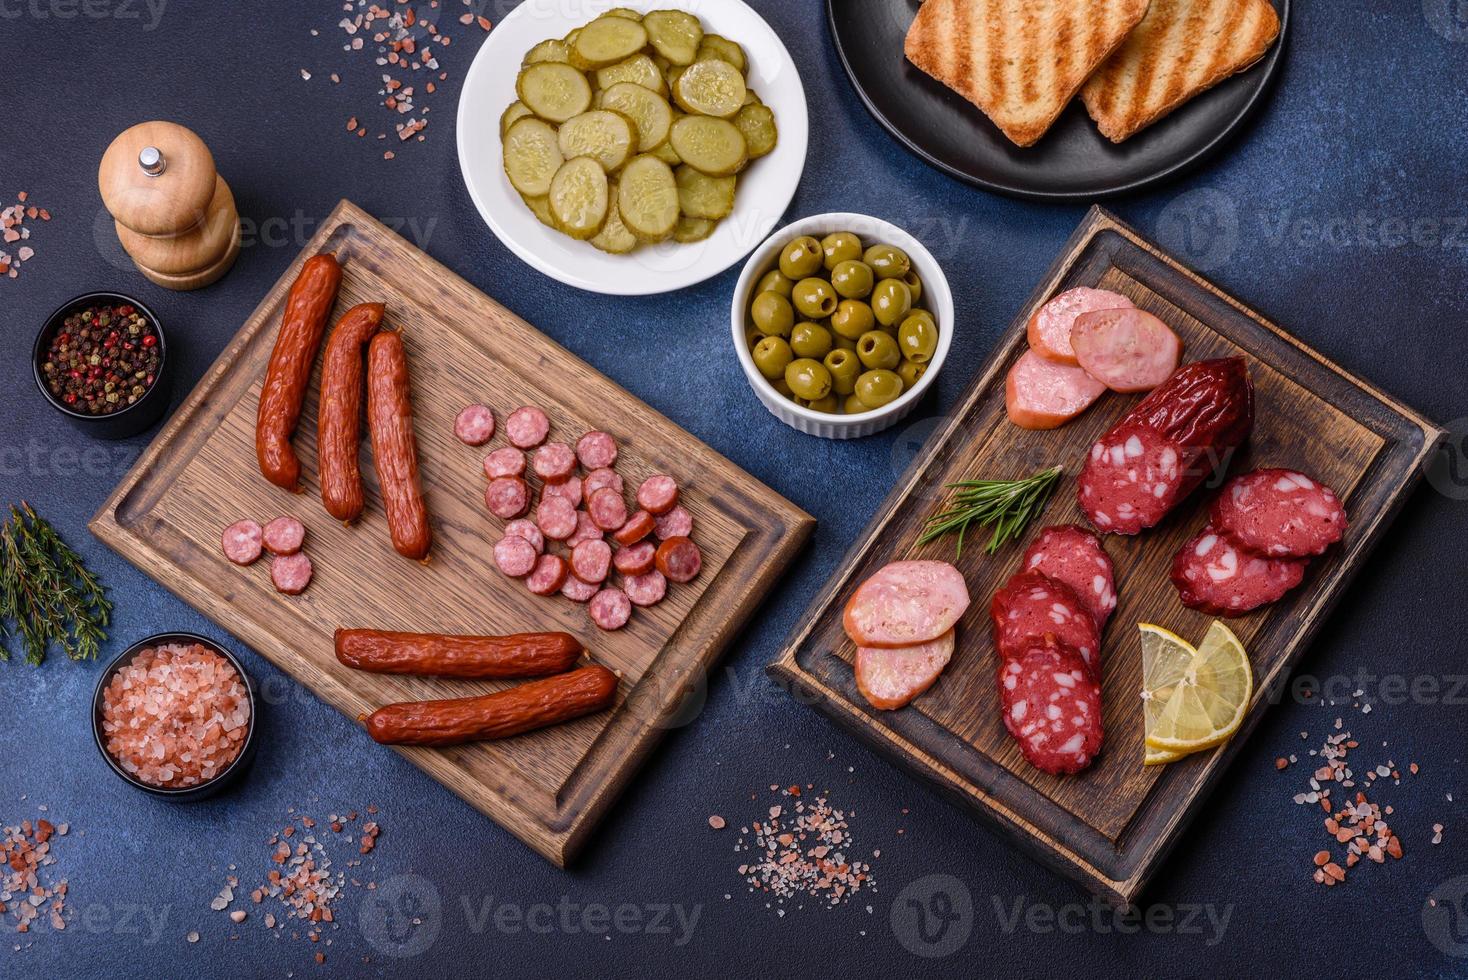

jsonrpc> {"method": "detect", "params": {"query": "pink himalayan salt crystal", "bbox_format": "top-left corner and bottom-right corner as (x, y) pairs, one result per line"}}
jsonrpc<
(101, 643), (250, 788)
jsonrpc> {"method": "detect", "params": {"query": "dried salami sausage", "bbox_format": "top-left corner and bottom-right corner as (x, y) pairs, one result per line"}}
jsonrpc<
(998, 637), (1103, 775)
(1171, 525), (1307, 616)
(1210, 468), (1347, 558)
(1021, 525), (1117, 629)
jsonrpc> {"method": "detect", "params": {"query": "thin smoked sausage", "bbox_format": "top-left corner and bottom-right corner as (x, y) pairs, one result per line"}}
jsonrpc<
(335, 629), (582, 679)
(366, 329), (432, 561)
(317, 303), (384, 523)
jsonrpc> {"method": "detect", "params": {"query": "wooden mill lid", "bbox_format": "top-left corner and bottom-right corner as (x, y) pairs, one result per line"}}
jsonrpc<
(99, 121), (218, 237)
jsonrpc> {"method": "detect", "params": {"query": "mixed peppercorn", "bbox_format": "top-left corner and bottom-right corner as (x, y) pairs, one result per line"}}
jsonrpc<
(41, 303), (160, 416)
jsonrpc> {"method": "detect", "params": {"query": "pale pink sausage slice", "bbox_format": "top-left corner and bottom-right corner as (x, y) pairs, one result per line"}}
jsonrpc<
(1005, 350), (1107, 430)
(262, 516), (306, 556)
(454, 404), (496, 446)
(506, 406), (550, 448)
(222, 520), (264, 566)
(842, 560), (970, 649)
(1210, 468), (1347, 558)
(493, 534), (538, 578)
(1027, 287), (1135, 365)
(271, 552), (314, 595)
(855, 629), (956, 710)
(1070, 308), (1183, 393)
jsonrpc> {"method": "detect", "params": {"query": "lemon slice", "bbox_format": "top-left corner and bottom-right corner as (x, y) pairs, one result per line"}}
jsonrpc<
(1141, 621), (1253, 754)
(1143, 745), (1187, 766)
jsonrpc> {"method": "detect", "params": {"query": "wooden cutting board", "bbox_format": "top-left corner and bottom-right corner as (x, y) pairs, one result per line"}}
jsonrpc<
(768, 207), (1442, 905)
(91, 200), (813, 865)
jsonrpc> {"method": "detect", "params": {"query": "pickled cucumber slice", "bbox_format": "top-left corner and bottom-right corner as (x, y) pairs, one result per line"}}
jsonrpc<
(590, 182), (639, 254)
(674, 216), (719, 243)
(598, 81), (673, 153)
(516, 62), (592, 124)
(650, 140), (682, 166)
(557, 110), (638, 173)
(674, 165), (736, 220)
(503, 117), (565, 197)
(617, 155), (680, 242)
(521, 192), (557, 229)
(672, 58), (746, 118)
(604, 7), (643, 21)
(734, 103), (779, 159)
(644, 9), (703, 66)
(523, 38), (571, 65)
(595, 54), (668, 98)
(696, 34), (747, 75)
(548, 157), (609, 240)
(500, 101), (534, 137)
(571, 15), (649, 70)
(668, 116), (748, 177)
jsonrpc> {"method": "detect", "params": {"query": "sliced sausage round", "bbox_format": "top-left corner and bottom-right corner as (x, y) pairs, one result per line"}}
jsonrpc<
(576, 431), (618, 470)
(622, 570), (667, 607)
(262, 516), (306, 556)
(590, 588), (632, 630)
(1005, 349), (1107, 430)
(635, 475), (679, 515)
(588, 487), (628, 531)
(842, 560), (971, 649)
(536, 495), (578, 541)
(654, 536), (702, 583)
(989, 571), (1101, 679)
(506, 406), (550, 448)
(1078, 423), (1188, 535)
(222, 520), (264, 566)
(855, 629), (955, 711)
(543, 475), (583, 508)
(566, 510), (605, 547)
(1071, 308), (1183, 393)
(1027, 286), (1135, 366)
(583, 467), (624, 498)
(561, 574), (601, 603)
(525, 554), (570, 596)
(1171, 525), (1308, 616)
(653, 505), (693, 540)
(998, 637), (1103, 775)
(483, 447), (527, 479)
(271, 552), (314, 595)
(485, 476), (531, 519)
(503, 518), (545, 554)
(1210, 468), (1347, 558)
(454, 404), (496, 446)
(493, 534), (539, 578)
(613, 540), (657, 576)
(1022, 525), (1117, 629)
(613, 510), (656, 546)
(532, 442), (577, 484)
(571, 539), (613, 584)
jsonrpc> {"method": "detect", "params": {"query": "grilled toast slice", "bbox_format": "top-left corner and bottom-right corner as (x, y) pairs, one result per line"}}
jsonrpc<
(904, 0), (1152, 148)
(1081, 0), (1281, 142)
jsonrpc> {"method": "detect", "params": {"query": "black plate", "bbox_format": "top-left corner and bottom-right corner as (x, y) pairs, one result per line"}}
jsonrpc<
(828, 0), (1289, 201)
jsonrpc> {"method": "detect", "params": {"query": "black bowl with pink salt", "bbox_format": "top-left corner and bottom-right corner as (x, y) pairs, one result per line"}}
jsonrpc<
(92, 633), (258, 801)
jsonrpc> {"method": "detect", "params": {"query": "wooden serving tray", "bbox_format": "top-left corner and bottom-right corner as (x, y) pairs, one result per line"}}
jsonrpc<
(768, 207), (1442, 905)
(92, 201), (813, 865)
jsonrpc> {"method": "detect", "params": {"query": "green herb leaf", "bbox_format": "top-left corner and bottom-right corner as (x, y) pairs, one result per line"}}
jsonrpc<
(0, 503), (111, 665)
(916, 466), (1063, 558)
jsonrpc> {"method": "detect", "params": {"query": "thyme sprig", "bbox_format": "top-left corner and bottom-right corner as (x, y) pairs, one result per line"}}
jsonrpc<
(0, 503), (112, 664)
(916, 466), (1063, 558)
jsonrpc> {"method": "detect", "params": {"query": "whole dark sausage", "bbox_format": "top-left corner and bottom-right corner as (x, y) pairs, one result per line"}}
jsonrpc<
(335, 629), (582, 679)
(318, 302), (385, 523)
(257, 253), (342, 492)
(367, 329), (432, 560)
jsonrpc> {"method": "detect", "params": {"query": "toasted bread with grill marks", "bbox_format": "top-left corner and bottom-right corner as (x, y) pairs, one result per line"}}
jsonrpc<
(1081, 0), (1281, 142)
(904, 0), (1152, 148)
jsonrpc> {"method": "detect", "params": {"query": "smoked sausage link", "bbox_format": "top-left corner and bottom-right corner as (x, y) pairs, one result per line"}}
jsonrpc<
(335, 629), (582, 679)
(318, 303), (385, 522)
(364, 665), (619, 746)
(367, 329), (433, 560)
(257, 253), (343, 492)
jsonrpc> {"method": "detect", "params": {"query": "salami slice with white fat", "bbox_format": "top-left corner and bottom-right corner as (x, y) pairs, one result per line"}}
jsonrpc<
(1171, 525), (1307, 616)
(506, 406), (551, 448)
(653, 505), (693, 540)
(222, 520), (264, 566)
(493, 534), (539, 578)
(1070, 308), (1182, 393)
(576, 431), (618, 470)
(485, 476), (531, 519)
(842, 560), (971, 649)
(1026, 287), (1135, 366)
(543, 475), (583, 508)
(561, 574), (600, 603)
(532, 442), (577, 484)
(454, 404), (496, 446)
(566, 511), (605, 547)
(1004, 350), (1107, 430)
(271, 552), (314, 595)
(1210, 468), (1347, 558)
(854, 629), (956, 710)
(583, 467), (624, 498)
(1022, 525), (1117, 629)
(571, 539), (613, 584)
(1077, 423), (1190, 535)
(989, 571), (1101, 678)
(588, 487), (628, 531)
(622, 570), (667, 607)
(504, 518), (545, 554)
(590, 588), (632, 630)
(998, 637), (1103, 775)
(613, 540), (656, 576)
(536, 495), (578, 541)
(262, 516), (306, 556)
(525, 554), (570, 596)
(635, 475), (679, 515)
(483, 447), (527, 479)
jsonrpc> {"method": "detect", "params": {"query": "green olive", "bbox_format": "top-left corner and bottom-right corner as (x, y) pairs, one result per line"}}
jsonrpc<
(897, 312), (939, 363)
(897, 359), (927, 389)
(856, 330), (901, 371)
(756, 268), (794, 298)
(824, 348), (861, 395)
(830, 299), (875, 340)
(833, 334), (858, 352)
(779, 236), (824, 279)
(800, 393), (840, 414)
(855, 368), (904, 409)
(792, 278), (838, 319)
(902, 269), (923, 304)
(863, 243), (911, 280)
(871, 279), (913, 328)
(843, 392), (868, 414)
(820, 231), (863, 270)
(744, 326), (763, 349)
(829, 260), (874, 300)
(751, 290), (795, 337)
(751, 336), (793, 381)
(790, 321), (833, 359)
(784, 357), (832, 401)
(772, 377), (794, 398)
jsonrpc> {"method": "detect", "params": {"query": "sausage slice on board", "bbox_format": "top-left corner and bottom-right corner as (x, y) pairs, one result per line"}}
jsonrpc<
(1005, 350), (1107, 429)
(855, 629), (956, 710)
(1021, 524), (1117, 629)
(842, 560), (970, 649)
(998, 637), (1103, 776)
(1026, 287), (1135, 366)
(989, 571), (1101, 679)
(1210, 468), (1347, 558)
(1171, 525), (1307, 616)
(1070, 307), (1182, 393)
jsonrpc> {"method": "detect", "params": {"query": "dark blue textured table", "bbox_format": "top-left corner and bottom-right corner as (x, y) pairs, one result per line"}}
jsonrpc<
(3, 1), (1467, 976)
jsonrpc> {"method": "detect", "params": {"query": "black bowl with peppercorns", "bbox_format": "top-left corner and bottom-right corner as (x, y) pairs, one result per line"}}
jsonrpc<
(33, 292), (171, 440)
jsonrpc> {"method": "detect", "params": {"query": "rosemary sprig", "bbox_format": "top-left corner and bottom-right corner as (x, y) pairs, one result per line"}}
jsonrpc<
(0, 503), (112, 664)
(916, 466), (1063, 558)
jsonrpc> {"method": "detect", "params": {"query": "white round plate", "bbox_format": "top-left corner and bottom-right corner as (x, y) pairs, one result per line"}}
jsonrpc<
(457, 0), (809, 296)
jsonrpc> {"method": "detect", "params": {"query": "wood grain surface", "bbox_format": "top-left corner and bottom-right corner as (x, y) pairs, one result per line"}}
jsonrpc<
(91, 200), (814, 865)
(768, 206), (1443, 905)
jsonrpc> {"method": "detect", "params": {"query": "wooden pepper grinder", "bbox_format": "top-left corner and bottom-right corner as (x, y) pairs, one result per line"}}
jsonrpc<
(99, 121), (241, 290)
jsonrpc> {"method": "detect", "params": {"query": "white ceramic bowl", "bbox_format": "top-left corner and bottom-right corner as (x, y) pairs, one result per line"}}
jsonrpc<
(731, 213), (954, 439)
(456, 0), (809, 296)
